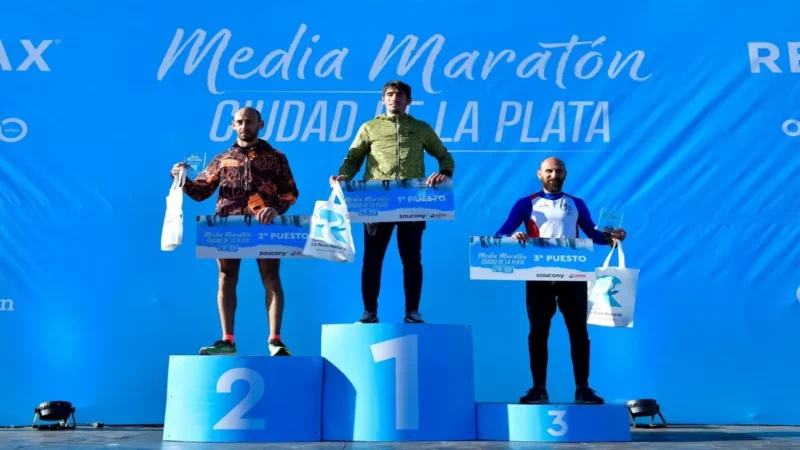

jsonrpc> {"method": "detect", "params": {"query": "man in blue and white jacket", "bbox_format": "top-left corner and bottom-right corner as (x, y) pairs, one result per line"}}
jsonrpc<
(495, 157), (627, 405)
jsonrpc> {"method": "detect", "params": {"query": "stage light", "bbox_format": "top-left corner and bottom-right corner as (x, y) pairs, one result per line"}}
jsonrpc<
(32, 401), (77, 430)
(626, 399), (667, 428)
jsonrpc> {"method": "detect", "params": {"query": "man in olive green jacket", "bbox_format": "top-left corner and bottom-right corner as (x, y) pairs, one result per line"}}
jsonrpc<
(329, 80), (456, 324)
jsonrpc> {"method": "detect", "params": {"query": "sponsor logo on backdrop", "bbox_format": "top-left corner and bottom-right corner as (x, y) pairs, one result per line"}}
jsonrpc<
(783, 119), (800, 137)
(155, 25), (653, 148)
(0, 39), (59, 72)
(747, 42), (799, 74)
(0, 118), (27, 143)
(747, 41), (799, 137)
(0, 299), (14, 312)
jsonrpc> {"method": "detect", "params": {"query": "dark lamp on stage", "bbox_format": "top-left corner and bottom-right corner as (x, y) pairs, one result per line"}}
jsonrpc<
(32, 401), (77, 430)
(626, 398), (667, 428)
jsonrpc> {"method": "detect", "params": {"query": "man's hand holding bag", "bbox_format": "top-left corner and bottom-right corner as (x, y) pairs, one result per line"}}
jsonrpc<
(161, 165), (187, 251)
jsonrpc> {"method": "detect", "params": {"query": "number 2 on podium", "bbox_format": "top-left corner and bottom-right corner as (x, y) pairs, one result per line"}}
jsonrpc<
(370, 334), (419, 431)
(213, 368), (266, 430)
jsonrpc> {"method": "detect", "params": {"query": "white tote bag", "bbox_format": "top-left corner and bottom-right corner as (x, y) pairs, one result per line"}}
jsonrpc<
(302, 182), (355, 263)
(587, 241), (640, 328)
(160, 165), (187, 251)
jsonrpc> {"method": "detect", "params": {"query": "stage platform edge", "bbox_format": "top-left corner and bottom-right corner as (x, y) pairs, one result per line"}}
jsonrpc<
(321, 323), (477, 442)
(476, 402), (632, 442)
(162, 355), (322, 443)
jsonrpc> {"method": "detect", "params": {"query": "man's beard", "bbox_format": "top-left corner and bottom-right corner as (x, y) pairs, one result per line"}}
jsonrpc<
(543, 179), (564, 192)
(238, 131), (256, 142)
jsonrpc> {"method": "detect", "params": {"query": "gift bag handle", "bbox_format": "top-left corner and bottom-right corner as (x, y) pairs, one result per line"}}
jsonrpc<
(329, 180), (347, 206)
(601, 240), (627, 269)
(171, 165), (187, 190)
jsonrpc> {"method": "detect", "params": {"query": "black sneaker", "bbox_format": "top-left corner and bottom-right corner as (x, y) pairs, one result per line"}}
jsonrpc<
(268, 339), (291, 356)
(199, 339), (236, 355)
(356, 311), (379, 323)
(404, 311), (424, 323)
(575, 386), (604, 404)
(520, 386), (549, 404)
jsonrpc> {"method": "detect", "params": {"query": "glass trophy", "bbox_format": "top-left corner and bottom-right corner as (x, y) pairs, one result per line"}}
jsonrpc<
(595, 207), (624, 232)
(183, 152), (207, 179)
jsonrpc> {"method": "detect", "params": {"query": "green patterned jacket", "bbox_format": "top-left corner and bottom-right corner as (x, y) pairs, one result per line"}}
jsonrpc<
(337, 114), (456, 181)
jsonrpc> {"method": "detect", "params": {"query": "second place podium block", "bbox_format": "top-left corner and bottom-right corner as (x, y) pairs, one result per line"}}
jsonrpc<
(162, 355), (322, 443)
(321, 323), (477, 442)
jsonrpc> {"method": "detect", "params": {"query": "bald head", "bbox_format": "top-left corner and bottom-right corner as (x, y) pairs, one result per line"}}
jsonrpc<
(231, 107), (264, 145)
(537, 156), (567, 193)
(539, 157), (565, 171)
(234, 106), (261, 122)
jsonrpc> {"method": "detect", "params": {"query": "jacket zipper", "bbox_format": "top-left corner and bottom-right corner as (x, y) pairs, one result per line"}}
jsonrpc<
(242, 152), (251, 216)
(395, 119), (400, 180)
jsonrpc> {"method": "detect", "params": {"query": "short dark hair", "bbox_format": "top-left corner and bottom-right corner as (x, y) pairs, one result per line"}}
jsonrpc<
(382, 80), (411, 99)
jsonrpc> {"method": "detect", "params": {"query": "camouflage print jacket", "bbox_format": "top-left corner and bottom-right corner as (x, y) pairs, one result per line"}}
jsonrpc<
(182, 139), (299, 216)
(337, 114), (456, 181)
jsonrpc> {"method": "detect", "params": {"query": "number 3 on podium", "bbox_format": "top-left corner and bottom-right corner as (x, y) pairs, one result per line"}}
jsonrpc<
(370, 334), (419, 431)
(547, 410), (568, 437)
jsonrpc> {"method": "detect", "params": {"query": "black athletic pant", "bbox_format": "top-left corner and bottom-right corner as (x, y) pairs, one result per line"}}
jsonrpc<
(362, 221), (425, 314)
(526, 280), (590, 388)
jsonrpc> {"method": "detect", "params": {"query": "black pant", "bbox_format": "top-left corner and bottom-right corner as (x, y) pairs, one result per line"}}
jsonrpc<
(526, 280), (590, 388)
(362, 221), (425, 314)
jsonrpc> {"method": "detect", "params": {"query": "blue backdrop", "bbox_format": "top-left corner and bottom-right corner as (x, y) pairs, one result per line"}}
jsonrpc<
(1, 0), (799, 427)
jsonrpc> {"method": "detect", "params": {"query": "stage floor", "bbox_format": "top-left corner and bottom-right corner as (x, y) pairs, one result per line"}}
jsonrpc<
(1, 425), (800, 449)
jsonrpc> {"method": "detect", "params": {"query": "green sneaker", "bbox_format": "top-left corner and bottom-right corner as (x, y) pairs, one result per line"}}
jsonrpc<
(199, 339), (236, 355)
(268, 339), (291, 356)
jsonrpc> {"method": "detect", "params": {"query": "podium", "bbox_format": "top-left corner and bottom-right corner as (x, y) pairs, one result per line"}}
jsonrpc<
(160, 329), (631, 444)
(476, 403), (632, 442)
(321, 323), (477, 442)
(162, 355), (322, 443)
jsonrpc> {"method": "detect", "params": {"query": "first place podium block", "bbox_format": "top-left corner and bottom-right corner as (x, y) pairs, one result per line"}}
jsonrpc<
(476, 403), (632, 443)
(163, 355), (322, 443)
(321, 323), (476, 442)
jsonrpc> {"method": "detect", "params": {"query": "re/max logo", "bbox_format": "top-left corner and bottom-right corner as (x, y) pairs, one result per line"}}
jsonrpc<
(0, 40), (58, 71)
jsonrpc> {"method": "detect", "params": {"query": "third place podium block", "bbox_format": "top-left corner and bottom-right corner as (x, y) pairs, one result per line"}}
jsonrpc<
(476, 402), (632, 443)
(162, 355), (322, 443)
(321, 323), (476, 442)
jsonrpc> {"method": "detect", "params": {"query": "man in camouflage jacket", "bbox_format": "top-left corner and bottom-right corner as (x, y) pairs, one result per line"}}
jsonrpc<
(171, 107), (298, 357)
(330, 80), (456, 324)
